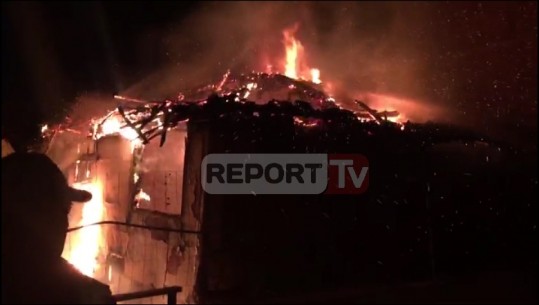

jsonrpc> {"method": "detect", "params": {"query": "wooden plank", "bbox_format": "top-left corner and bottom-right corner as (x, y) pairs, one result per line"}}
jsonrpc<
(140, 129), (186, 217)
(139, 170), (183, 216)
(153, 240), (170, 304)
(164, 170), (180, 215)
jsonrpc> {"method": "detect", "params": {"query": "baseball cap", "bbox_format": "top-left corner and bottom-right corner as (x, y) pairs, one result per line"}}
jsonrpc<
(2, 153), (92, 209)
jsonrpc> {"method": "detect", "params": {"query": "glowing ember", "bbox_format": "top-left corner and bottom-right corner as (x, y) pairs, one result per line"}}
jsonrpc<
(63, 180), (105, 277)
(358, 93), (413, 124)
(217, 69), (231, 92)
(386, 114), (402, 123)
(243, 82), (258, 98)
(293, 116), (320, 128)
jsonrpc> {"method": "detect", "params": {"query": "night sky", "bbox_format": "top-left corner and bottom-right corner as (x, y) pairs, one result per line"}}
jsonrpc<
(1, 1), (537, 150)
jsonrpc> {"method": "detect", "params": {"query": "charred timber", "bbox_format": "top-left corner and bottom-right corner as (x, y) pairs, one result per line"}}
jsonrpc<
(117, 94), (497, 149)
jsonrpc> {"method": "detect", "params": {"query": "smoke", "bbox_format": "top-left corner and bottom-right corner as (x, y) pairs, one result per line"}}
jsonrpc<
(120, 2), (443, 117)
(69, 93), (119, 127)
(116, 1), (535, 138)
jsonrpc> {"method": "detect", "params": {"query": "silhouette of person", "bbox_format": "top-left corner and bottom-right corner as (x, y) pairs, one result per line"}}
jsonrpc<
(2, 152), (115, 304)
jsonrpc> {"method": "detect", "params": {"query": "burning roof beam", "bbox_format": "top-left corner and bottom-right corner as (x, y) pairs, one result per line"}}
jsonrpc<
(104, 94), (493, 149)
(355, 100), (400, 124)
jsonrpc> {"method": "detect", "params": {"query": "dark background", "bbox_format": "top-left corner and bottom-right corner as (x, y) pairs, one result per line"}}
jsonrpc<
(2, 1), (537, 149)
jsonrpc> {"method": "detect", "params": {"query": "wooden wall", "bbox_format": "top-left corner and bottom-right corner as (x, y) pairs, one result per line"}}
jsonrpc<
(62, 127), (205, 304)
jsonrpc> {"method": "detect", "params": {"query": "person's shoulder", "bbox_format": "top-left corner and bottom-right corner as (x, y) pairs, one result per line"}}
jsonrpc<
(78, 278), (116, 304)
(60, 260), (116, 304)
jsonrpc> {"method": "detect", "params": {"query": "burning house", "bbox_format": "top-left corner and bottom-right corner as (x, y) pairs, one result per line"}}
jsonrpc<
(15, 24), (534, 304)
(36, 26), (413, 303)
(42, 87), (519, 303)
(40, 92), (463, 302)
(44, 118), (190, 303)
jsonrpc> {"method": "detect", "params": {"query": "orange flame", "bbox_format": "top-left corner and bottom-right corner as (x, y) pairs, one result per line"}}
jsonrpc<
(135, 188), (151, 208)
(61, 110), (146, 285)
(310, 68), (321, 84)
(283, 26), (303, 79)
(99, 115), (139, 141)
(282, 24), (321, 84)
(94, 113), (143, 152)
(63, 180), (105, 277)
(136, 188), (151, 202)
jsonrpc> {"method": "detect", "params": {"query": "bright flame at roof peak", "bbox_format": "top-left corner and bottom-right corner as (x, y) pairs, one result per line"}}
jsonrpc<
(310, 68), (321, 84)
(282, 24), (321, 85)
(283, 25), (302, 79)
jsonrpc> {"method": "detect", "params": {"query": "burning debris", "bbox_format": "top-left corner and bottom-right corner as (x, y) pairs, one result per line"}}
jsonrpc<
(185, 71), (330, 107)
(44, 23), (411, 152)
(80, 92), (489, 151)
